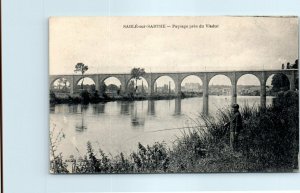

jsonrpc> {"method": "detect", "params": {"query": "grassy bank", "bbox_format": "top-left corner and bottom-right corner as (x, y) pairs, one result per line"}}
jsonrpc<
(50, 91), (299, 173)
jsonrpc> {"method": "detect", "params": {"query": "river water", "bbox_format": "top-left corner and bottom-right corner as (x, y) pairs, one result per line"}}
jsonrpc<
(50, 96), (273, 158)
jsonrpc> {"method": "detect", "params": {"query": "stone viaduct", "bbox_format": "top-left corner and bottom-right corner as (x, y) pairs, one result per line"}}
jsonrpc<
(50, 69), (298, 114)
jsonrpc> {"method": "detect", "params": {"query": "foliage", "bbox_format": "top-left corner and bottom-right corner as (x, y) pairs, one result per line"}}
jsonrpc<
(66, 141), (169, 173)
(130, 68), (146, 92)
(49, 126), (69, 173)
(131, 142), (169, 173)
(113, 153), (133, 173)
(72, 141), (114, 173)
(106, 84), (119, 92)
(89, 90), (101, 103)
(55, 78), (70, 91)
(271, 73), (290, 92)
(273, 90), (299, 109)
(74, 63), (89, 89)
(127, 80), (135, 97)
(50, 90), (57, 104)
(74, 62), (89, 75)
(80, 90), (90, 104)
(98, 83), (109, 99)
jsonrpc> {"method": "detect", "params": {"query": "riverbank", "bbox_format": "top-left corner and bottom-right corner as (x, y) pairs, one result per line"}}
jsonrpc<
(50, 90), (299, 173)
(50, 90), (202, 104)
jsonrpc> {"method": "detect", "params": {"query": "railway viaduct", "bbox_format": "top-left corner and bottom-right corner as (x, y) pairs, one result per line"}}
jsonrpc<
(50, 69), (298, 114)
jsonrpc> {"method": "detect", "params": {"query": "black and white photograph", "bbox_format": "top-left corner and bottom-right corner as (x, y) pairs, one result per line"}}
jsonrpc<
(49, 16), (299, 174)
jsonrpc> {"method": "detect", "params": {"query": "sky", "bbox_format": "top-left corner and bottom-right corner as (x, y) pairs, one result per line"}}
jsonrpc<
(49, 16), (298, 85)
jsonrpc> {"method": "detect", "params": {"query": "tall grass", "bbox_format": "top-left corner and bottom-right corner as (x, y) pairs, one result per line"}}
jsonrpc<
(49, 125), (69, 173)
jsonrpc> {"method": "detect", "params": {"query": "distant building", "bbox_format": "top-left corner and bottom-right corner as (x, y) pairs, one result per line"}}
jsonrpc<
(208, 85), (231, 96)
(222, 88), (230, 95)
(182, 83), (202, 92)
(156, 84), (174, 93)
(136, 85), (148, 93)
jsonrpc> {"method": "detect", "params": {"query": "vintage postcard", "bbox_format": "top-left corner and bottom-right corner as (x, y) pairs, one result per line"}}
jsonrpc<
(49, 16), (299, 174)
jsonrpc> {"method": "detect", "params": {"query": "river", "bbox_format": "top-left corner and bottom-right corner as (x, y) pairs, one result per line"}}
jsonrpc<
(49, 96), (273, 158)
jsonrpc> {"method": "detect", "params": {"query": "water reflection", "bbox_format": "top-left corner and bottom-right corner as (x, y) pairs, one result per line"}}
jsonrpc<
(81, 104), (89, 111)
(50, 104), (55, 113)
(92, 103), (105, 114)
(75, 105), (87, 132)
(174, 98), (181, 116)
(131, 102), (145, 127)
(120, 101), (130, 115)
(68, 104), (79, 114)
(147, 100), (156, 115)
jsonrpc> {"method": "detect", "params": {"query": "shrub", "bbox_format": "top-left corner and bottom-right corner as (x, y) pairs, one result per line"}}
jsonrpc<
(112, 153), (133, 173)
(131, 142), (170, 173)
(80, 90), (90, 104)
(50, 90), (59, 104)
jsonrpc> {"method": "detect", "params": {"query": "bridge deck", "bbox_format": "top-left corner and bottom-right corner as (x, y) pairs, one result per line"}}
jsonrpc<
(50, 69), (297, 76)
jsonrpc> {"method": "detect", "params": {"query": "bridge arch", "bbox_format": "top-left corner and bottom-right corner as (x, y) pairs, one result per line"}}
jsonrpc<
(50, 77), (72, 95)
(208, 73), (232, 85)
(236, 74), (261, 96)
(99, 76), (123, 96)
(153, 75), (176, 94)
(267, 70), (297, 91)
(208, 74), (232, 95)
(76, 77), (96, 84)
(74, 76), (97, 86)
(180, 75), (203, 93)
(103, 76), (122, 86)
(50, 76), (74, 94)
(205, 75), (232, 113)
(236, 74), (262, 107)
(50, 77), (71, 88)
(236, 73), (262, 85)
(75, 77), (96, 92)
(126, 76), (149, 94)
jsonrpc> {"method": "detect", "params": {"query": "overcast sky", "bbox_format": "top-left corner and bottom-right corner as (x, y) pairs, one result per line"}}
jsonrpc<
(50, 16), (298, 85)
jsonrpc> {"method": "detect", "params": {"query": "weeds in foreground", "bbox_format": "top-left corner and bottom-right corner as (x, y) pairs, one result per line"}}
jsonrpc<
(49, 125), (68, 173)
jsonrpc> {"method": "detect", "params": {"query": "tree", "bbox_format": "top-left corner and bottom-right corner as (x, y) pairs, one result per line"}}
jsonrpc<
(271, 73), (290, 92)
(292, 59), (298, 69)
(99, 83), (107, 97)
(127, 80), (135, 94)
(107, 84), (119, 93)
(57, 78), (63, 90)
(61, 78), (69, 90)
(57, 78), (69, 91)
(130, 68), (146, 93)
(74, 63), (89, 90)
